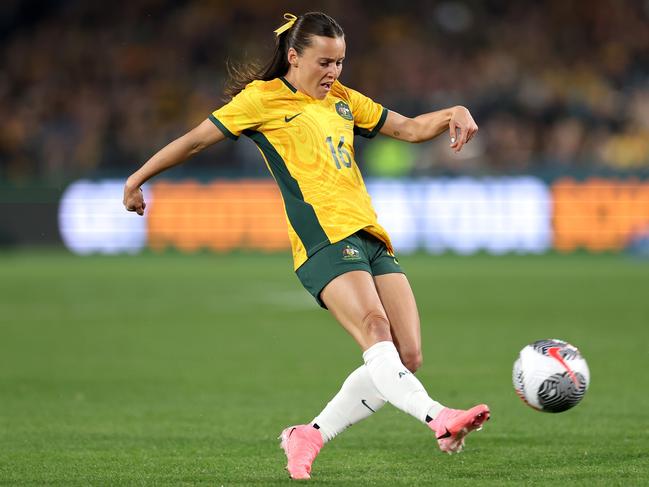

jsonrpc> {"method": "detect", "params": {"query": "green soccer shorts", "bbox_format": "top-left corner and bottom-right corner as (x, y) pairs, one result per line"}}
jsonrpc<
(296, 230), (403, 309)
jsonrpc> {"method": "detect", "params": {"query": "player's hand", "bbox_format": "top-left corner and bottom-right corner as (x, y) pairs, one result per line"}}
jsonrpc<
(123, 183), (146, 216)
(449, 106), (478, 153)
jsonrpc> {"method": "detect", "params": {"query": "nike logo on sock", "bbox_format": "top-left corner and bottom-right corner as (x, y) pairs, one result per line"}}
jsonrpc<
(361, 399), (376, 413)
(284, 113), (302, 123)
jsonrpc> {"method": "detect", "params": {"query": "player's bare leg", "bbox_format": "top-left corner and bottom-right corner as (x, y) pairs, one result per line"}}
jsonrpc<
(322, 270), (393, 349)
(280, 271), (390, 479)
(280, 271), (488, 479)
(373, 273), (422, 372)
(374, 272), (490, 453)
(321, 271), (446, 420)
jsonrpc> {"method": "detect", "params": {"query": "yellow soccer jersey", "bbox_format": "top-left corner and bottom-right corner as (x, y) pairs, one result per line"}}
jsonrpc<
(210, 77), (393, 270)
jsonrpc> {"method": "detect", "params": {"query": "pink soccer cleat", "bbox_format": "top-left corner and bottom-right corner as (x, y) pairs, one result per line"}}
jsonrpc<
(279, 424), (324, 480)
(429, 404), (490, 454)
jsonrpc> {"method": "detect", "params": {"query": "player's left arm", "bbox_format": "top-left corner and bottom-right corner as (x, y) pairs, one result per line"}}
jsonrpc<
(379, 106), (478, 152)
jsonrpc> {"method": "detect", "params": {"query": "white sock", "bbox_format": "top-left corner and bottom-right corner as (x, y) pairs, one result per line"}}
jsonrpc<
(363, 341), (444, 423)
(311, 365), (387, 443)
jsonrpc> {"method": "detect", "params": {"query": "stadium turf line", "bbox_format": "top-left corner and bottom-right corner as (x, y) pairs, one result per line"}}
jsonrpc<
(0, 250), (647, 485)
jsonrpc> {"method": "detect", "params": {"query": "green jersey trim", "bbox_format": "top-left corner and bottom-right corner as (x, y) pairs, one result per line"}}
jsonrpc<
(209, 114), (239, 140)
(244, 129), (331, 257)
(354, 107), (388, 139)
(279, 77), (298, 93)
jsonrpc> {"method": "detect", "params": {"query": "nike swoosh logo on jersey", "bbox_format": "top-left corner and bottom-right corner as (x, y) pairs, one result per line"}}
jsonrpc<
(284, 113), (302, 122)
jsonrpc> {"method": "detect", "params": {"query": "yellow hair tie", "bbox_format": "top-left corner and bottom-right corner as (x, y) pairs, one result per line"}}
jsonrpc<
(274, 13), (297, 36)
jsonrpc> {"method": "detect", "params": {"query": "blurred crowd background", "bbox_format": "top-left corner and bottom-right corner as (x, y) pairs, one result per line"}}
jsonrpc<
(2, 0), (649, 185)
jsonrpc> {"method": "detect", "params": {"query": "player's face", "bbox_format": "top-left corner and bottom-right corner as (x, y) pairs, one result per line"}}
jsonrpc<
(289, 35), (345, 99)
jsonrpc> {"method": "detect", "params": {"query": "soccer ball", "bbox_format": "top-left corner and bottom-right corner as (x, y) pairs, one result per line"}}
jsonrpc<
(513, 339), (590, 413)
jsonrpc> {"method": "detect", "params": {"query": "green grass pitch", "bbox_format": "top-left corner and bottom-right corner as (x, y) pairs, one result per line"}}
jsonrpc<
(1, 250), (648, 485)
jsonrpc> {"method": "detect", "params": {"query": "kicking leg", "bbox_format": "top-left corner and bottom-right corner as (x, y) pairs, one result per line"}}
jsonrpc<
(281, 271), (489, 480)
(321, 271), (444, 423)
(373, 273), (422, 373)
(374, 272), (490, 453)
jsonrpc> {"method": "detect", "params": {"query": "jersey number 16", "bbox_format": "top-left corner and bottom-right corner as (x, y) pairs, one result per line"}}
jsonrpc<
(325, 136), (352, 169)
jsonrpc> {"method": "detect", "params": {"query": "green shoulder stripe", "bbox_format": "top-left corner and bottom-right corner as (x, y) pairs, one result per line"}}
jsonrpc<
(209, 115), (239, 140)
(244, 130), (330, 256)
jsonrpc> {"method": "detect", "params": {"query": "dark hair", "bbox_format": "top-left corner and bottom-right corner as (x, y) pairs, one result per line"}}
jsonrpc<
(224, 12), (344, 100)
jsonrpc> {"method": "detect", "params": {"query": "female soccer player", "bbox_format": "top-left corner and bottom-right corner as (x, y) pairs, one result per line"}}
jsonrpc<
(123, 12), (489, 480)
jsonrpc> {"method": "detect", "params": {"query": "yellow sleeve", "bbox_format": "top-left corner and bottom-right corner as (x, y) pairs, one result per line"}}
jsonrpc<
(209, 85), (264, 140)
(345, 86), (388, 139)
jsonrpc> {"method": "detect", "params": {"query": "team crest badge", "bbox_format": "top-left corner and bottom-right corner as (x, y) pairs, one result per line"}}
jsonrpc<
(342, 245), (360, 260)
(335, 101), (353, 121)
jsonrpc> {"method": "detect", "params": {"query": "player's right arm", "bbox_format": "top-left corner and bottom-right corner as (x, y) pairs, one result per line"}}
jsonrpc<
(123, 118), (225, 215)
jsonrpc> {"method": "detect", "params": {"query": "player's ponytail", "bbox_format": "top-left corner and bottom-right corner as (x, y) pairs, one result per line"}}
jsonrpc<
(224, 12), (344, 100)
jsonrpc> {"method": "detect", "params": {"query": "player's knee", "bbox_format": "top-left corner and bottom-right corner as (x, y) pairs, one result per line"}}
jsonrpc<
(401, 350), (423, 372)
(361, 310), (391, 342)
